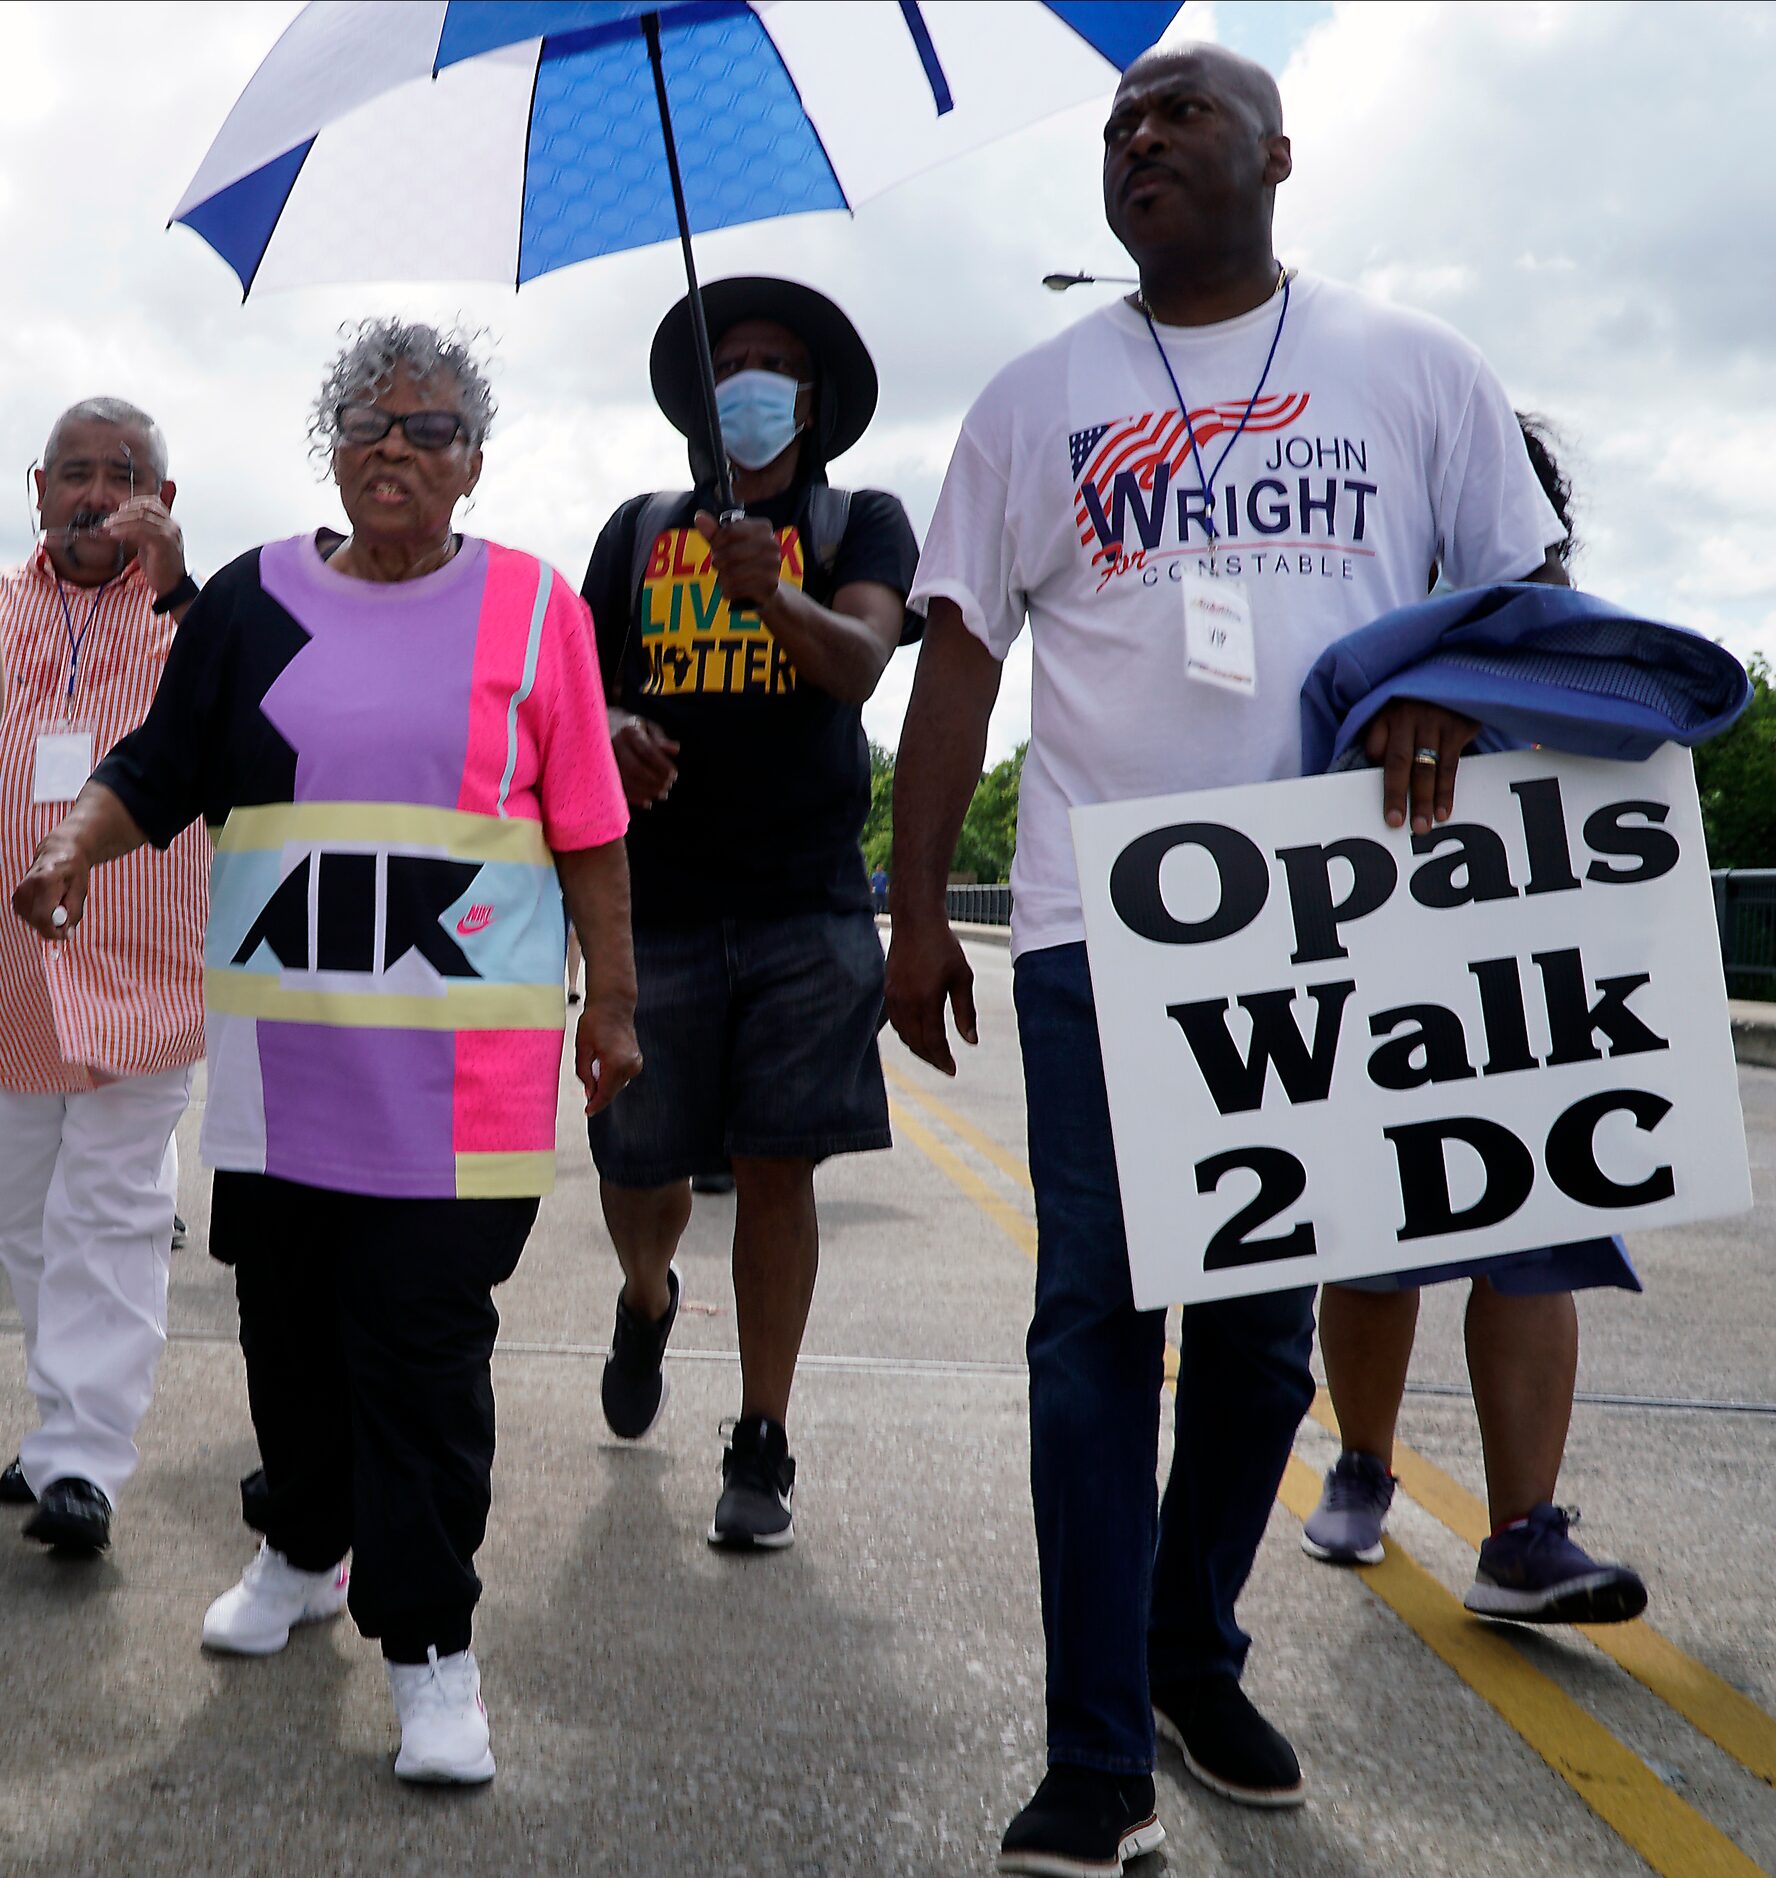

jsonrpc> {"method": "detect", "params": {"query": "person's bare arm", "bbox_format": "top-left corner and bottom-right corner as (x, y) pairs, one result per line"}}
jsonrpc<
(11, 781), (150, 938)
(754, 578), (903, 703)
(884, 600), (1004, 1075)
(695, 510), (903, 704)
(554, 840), (643, 1116)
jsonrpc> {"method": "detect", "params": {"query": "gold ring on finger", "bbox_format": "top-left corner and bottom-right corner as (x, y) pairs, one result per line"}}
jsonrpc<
(1412, 746), (1439, 767)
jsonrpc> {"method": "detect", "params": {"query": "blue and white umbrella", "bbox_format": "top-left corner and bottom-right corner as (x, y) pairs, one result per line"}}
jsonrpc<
(174, 2), (1181, 292)
(174, 0), (1180, 502)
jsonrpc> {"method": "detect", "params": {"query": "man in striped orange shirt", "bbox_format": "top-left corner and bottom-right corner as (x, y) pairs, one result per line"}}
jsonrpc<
(0, 397), (207, 1553)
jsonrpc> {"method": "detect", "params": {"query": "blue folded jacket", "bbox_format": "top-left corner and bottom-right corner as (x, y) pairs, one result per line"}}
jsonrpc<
(1299, 581), (1751, 776)
(1295, 580), (1750, 1299)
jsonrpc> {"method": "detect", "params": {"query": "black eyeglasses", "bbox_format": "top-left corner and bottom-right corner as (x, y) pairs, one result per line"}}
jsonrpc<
(25, 441), (137, 544)
(336, 405), (469, 450)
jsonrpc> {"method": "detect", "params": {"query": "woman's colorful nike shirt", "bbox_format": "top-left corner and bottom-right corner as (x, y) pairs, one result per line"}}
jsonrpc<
(96, 532), (628, 1199)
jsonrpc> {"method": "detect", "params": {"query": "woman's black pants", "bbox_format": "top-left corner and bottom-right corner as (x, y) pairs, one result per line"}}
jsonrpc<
(211, 1172), (538, 1664)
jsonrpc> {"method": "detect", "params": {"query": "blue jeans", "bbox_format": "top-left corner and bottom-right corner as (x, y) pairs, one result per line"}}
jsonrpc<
(1013, 943), (1316, 1776)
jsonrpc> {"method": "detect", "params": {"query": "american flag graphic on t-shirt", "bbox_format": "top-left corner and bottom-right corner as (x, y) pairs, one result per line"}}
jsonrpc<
(1071, 393), (1312, 552)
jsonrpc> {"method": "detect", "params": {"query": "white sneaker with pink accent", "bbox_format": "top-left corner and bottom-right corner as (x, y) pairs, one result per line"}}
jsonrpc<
(387, 1646), (495, 1785)
(201, 1541), (350, 1655)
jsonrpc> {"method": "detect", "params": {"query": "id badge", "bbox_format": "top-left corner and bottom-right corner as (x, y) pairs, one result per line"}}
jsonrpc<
(1183, 572), (1257, 697)
(31, 727), (95, 805)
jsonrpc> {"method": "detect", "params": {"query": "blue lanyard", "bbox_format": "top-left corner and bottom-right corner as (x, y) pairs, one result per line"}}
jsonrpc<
(52, 575), (110, 712)
(1140, 273), (1292, 547)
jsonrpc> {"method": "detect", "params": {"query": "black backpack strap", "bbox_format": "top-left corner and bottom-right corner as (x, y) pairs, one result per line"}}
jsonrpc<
(627, 491), (687, 608)
(803, 485), (852, 577)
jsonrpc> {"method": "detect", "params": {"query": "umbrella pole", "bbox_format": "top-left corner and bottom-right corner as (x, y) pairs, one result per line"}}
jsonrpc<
(642, 11), (739, 518)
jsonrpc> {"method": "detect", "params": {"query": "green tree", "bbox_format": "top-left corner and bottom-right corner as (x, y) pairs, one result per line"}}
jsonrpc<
(857, 739), (1025, 884)
(952, 742), (1025, 883)
(1695, 653), (1776, 866)
(861, 740), (896, 875)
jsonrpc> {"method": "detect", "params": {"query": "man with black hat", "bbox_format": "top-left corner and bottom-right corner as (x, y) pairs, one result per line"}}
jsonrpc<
(580, 276), (919, 1549)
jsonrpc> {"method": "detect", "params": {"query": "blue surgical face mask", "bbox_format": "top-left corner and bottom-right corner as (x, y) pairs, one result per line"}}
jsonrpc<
(715, 369), (806, 471)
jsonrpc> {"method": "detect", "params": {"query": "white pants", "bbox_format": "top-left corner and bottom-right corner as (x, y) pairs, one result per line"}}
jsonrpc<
(0, 1065), (193, 1506)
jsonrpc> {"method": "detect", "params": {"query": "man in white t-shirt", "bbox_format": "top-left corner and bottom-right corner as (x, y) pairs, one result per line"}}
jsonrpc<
(887, 42), (1565, 1878)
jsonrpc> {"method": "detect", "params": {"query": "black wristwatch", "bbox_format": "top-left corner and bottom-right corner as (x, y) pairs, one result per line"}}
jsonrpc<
(151, 572), (201, 616)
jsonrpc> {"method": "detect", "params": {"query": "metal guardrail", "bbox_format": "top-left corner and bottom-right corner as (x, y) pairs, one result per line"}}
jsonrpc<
(1715, 868), (1776, 995)
(930, 873), (1776, 993)
(945, 883), (1013, 926)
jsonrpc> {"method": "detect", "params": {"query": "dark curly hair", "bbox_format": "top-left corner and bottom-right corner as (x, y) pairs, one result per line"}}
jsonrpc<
(1515, 411), (1575, 567)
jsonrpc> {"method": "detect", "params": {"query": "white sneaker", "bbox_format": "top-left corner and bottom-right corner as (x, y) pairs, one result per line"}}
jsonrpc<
(387, 1647), (495, 1785)
(202, 1541), (350, 1656)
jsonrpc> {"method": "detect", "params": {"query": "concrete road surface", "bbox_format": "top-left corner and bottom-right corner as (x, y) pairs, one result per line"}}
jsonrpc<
(2, 934), (1772, 1875)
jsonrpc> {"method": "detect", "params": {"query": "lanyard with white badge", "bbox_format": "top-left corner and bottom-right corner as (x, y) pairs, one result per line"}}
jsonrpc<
(1139, 269), (1291, 697)
(30, 574), (110, 806)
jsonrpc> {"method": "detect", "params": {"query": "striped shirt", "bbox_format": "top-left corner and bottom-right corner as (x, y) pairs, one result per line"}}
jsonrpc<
(0, 547), (208, 1093)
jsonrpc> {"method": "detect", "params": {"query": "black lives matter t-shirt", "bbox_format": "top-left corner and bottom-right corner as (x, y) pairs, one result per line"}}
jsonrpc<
(582, 478), (919, 924)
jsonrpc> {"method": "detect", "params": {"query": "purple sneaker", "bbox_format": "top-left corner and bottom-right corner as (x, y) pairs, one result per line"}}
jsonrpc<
(1465, 1504), (1647, 1624)
(1301, 1450), (1394, 1565)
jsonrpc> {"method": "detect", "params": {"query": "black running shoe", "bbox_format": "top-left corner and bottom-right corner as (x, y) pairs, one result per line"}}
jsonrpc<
(1464, 1503), (1648, 1624)
(0, 1457), (35, 1506)
(23, 1477), (112, 1553)
(708, 1414), (795, 1550)
(1151, 1672), (1304, 1808)
(172, 1214), (188, 1250)
(998, 1765), (1164, 1875)
(600, 1266), (679, 1440)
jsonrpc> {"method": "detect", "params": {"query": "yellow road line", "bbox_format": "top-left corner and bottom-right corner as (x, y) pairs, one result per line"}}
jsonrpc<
(886, 1098), (1035, 1262)
(889, 1082), (1776, 1865)
(1305, 1392), (1776, 1788)
(884, 1063), (1034, 1192)
(1276, 1455), (1765, 1878)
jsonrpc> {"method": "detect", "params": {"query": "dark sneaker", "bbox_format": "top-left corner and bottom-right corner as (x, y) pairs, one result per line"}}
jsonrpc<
(0, 1458), (35, 1506)
(172, 1213), (189, 1250)
(601, 1266), (680, 1440)
(708, 1414), (795, 1550)
(1151, 1673), (1305, 1808)
(23, 1477), (112, 1553)
(1465, 1504), (1648, 1624)
(998, 1766), (1164, 1876)
(1301, 1449), (1394, 1565)
(691, 1171), (735, 1195)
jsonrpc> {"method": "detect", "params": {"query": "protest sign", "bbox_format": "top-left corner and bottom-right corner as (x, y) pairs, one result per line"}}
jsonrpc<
(1071, 745), (1751, 1308)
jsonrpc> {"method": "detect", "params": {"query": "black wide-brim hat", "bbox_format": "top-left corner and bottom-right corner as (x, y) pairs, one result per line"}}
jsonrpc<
(650, 276), (879, 466)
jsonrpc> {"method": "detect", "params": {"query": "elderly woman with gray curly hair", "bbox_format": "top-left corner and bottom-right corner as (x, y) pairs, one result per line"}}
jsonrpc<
(12, 319), (640, 1785)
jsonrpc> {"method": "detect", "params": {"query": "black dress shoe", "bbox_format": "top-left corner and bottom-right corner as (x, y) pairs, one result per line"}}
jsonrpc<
(1151, 1672), (1305, 1808)
(0, 1457), (35, 1506)
(998, 1766), (1164, 1874)
(23, 1477), (111, 1552)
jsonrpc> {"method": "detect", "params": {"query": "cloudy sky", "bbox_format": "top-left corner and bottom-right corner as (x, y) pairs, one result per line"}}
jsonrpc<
(1, 0), (1770, 762)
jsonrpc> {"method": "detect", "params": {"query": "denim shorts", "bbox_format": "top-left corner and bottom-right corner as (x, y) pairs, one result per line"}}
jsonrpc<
(587, 910), (891, 1186)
